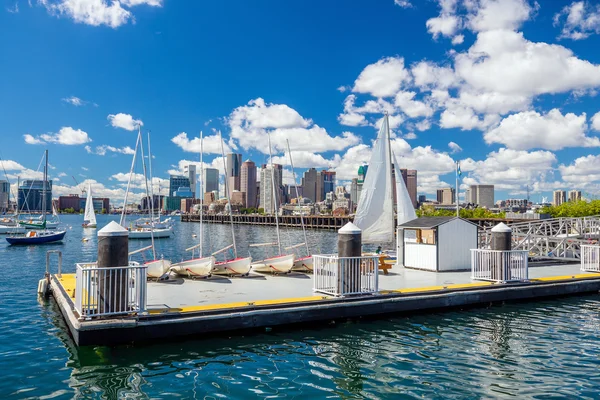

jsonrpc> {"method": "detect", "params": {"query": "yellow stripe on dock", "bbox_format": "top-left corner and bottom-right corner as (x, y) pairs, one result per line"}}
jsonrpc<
(55, 273), (76, 298)
(380, 281), (493, 295)
(161, 296), (330, 314)
(530, 274), (600, 282)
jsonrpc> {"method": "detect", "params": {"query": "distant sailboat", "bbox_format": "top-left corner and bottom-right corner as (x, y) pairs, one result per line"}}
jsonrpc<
(354, 113), (417, 245)
(82, 183), (97, 228)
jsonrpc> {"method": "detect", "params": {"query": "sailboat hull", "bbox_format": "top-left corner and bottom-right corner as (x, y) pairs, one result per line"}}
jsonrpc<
(0, 225), (26, 234)
(145, 259), (172, 278)
(292, 255), (313, 271)
(251, 254), (295, 273)
(171, 256), (215, 278)
(129, 227), (173, 239)
(6, 230), (66, 245)
(212, 257), (252, 276)
(82, 223), (97, 228)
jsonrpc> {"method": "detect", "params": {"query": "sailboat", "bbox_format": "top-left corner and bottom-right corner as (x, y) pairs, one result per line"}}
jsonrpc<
(0, 176), (25, 234)
(353, 113), (417, 250)
(82, 183), (97, 228)
(211, 131), (252, 276)
(6, 150), (67, 245)
(250, 133), (295, 274)
(171, 131), (215, 278)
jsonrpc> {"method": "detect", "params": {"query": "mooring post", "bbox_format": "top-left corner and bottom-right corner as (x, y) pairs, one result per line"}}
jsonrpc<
(98, 221), (129, 314)
(338, 222), (362, 294)
(491, 222), (512, 281)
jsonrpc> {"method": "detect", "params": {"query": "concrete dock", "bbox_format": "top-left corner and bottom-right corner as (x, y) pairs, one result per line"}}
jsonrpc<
(49, 262), (600, 346)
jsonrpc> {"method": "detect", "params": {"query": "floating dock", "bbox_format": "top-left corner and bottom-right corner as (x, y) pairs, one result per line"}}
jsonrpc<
(48, 262), (600, 346)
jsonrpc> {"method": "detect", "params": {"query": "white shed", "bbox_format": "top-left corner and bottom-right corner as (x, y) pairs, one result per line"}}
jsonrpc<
(398, 217), (478, 272)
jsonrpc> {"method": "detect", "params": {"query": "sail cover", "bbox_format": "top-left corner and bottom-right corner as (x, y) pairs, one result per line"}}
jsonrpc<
(392, 151), (417, 226)
(354, 115), (395, 243)
(84, 183), (97, 225)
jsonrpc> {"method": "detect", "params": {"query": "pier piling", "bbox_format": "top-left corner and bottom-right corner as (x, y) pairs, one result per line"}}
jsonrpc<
(97, 221), (129, 314)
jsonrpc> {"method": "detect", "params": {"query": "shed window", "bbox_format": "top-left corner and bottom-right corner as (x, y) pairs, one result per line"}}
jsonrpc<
(419, 229), (436, 245)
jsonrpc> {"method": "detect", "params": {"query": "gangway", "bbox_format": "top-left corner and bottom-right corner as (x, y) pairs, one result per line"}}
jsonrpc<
(479, 216), (600, 260)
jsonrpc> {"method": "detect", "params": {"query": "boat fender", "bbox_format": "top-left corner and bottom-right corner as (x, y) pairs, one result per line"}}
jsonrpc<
(37, 279), (49, 297)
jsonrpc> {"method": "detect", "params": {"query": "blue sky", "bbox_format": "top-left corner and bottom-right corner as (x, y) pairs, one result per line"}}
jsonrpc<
(2, 0), (600, 204)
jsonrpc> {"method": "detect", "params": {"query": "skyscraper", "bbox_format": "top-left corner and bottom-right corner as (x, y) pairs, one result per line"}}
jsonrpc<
(436, 188), (455, 205)
(169, 175), (190, 197)
(469, 185), (495, 208)
(18, 180), (52, 212)
(184, 165), (197, 198)
(203, 168), (219, 195)
(0, 180), (9, 212)
(226, 153), (242, 197)
(350, 178), (358, 205)
(318, 171), (336, 202)
(260, 164), (282, 214)
(553, 190), (567, 206)
(301, 168), (318, 203)
(399, 169), (418, 208)
(568, 190), (582, 202)
(241, 160), (257, 208)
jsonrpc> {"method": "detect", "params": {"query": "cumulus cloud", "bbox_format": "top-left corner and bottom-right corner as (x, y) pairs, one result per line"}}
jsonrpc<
(170, 132), (231, 154)
(554, 1), (600, 40)
(394, 0), (412, 7)
(559, 154), (600, 187)
(448, 141), (462, 153)
(352, 57), (411, 98)
(108, 113), (143, 131)
(484, 109), (600, 150)
(467, 0), (536, 33)
(62, 96), (85, 106)
(592, 111), (600, 131)
(24, 127), (91, 145)
(85, 144), (135, 156)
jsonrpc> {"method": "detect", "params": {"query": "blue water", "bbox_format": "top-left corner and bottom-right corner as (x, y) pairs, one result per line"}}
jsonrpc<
(1, 215), (600, 399)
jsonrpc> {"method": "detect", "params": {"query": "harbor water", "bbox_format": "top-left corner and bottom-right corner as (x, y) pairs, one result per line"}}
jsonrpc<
(1, 215), (600, 399)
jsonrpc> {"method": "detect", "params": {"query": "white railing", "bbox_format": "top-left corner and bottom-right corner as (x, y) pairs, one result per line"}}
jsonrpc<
(313, 254), (379, 297)
(581, 245), (600, 272)
(471, 249), (529, 283)
(75, 263), (148, 319)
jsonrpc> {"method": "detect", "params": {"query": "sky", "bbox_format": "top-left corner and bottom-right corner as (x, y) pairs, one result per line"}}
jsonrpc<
(2, 0), (600, 204)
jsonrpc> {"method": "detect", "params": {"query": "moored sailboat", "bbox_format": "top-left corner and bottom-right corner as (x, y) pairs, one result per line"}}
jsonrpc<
(82, 183), (97, 228)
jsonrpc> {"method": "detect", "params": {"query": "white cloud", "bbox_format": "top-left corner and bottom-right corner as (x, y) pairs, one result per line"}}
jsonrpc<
(170, 132), (231, 154)
(559, 154), (600, 187)
(448, 141), (462, 153)
(484, 109), (600, 150)
(0, 160), (25, 170)
(592, 111), (600, 131)
(86, 144), (135, 155)
(467, 0), (536, 32)
(62, 96), (85, 106)
(394, 91), (434, 118)
(439, 101), (499, 130)
(271, 151), (337, 169)
(108, 113), (143, 131)
(352, 57), (411, 98)
(82, 167), (89, 171)
(427, 14), (461, 39)
(554, 1), (600, 40)
(411, 62), (458, 90)
(25, 127), (91, 145)
(451, 34), (465, 45)
(6, 2), (19, 13)
(394, 0), (412, 7)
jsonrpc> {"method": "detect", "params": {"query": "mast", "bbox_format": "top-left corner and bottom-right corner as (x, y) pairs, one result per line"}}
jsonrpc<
(147, 130), (156, 220)
(286, 139), (309, 256)
(120, 131), (141, 226)
(43, 149), (48, 226)
(455, 161), (460, 218)
(199, 131), (204, 256)
(139, 127), (156, 260)
(219, 131), (238, 258)
(268, 133), (282, 255)
(384, 112), (395, 238)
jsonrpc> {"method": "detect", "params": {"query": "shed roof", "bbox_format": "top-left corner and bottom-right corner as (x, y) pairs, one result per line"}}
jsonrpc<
(398, 216), (478, 229)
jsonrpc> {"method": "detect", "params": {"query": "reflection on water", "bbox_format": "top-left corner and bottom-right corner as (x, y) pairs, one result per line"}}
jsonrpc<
(2, 216), (600, 398)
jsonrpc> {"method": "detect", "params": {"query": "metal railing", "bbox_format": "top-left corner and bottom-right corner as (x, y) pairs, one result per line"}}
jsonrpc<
(75, 263), (148, 319)
(471, 249), (529, 283)
(581, 245), (600, 272)
(313, 254), (379, 297)
(46, 250), (62, 278)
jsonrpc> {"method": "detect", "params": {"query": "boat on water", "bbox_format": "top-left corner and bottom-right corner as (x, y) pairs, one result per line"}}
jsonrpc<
(353, 113), (417, 258)
(0, 224), (25, 234)
(170, 131), (215, 279)
(82, 183), (97, 228)
(6, 150), (67, 245)
(134, 217), (172, 229)
(250, 133), (295, 274)
(128, 226), (173, 239)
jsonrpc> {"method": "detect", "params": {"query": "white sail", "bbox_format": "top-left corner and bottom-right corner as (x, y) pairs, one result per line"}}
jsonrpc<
(354, 114), (395, 243)
(392, 152), (417, 226)
(83, 183), (97, 225)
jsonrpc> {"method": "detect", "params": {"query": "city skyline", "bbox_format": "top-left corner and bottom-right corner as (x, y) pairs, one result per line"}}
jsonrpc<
(2, 1), (600, 205)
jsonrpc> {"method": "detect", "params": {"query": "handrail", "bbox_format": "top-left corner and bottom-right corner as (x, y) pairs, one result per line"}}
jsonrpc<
(46, 250), (62, 278)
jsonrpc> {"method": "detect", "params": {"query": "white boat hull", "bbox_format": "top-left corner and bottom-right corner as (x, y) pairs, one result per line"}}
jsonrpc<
(212, 257), (252, 276)
(171, 256), (215, 278)
(292, 255), (313, 271)
(251, 254), (295, 273)
(0, 225), (26, 234)
(145, 259), (172, 278)
(129, 227), (173, 239)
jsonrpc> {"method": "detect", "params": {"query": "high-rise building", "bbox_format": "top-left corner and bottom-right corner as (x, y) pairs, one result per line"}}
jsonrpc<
(260, 164), (283, 214)
(184, 165), (197, 198)
(568, 190), (582, 202)
(399, 169), (418, 208)
(318, 171), (336, 202)
(169, 175), (190, 197)
(18, 180), (52, 212)
(0, 180), (9, 212)
(301, 168), (318, 203)
(469, 185), (495, 208)
(418, 194), (427, 204)
(553, 190), (567, 206)
(436, 188), (455, 205)
(465, 188), (472, 204)
(350, 178), (358, 205)
(241, 160), (257, 208)
(203, 168), (219, 195)
(226, 153), (242, 197)
(356, 165), (368, 204)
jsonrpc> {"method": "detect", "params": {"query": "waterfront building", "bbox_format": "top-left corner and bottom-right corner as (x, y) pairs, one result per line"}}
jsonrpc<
(418, 194), (426, 204)
(436, 188), (455, 205)
(553, 190), (566, 206)
(58, 194), (109, 213)
(203, 192), (216, 205)
(141, 195), (164, 211)
(169, 175), (190, 197)
(318, 171), (336, 202)
(18, 179), (52, 212)
(505, 199), (528, 209)
(0, 180), (9, 212)
(164, 196), (183, 212)
(173, 186), (194, 198)
(181, 198), (201, 213)
(468, 185), (494, 208)
(350, 178), (358, 205)
(230, 191), (246, 206)
(568, 190), (582, 202)
(301, 168), (318, 203)
(260, 164), (282, 214)
(203, 168), (219, 194)
(183, 165), (197, 198)
(226, 153), (242, 197)
(241, 160), (257, 208)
